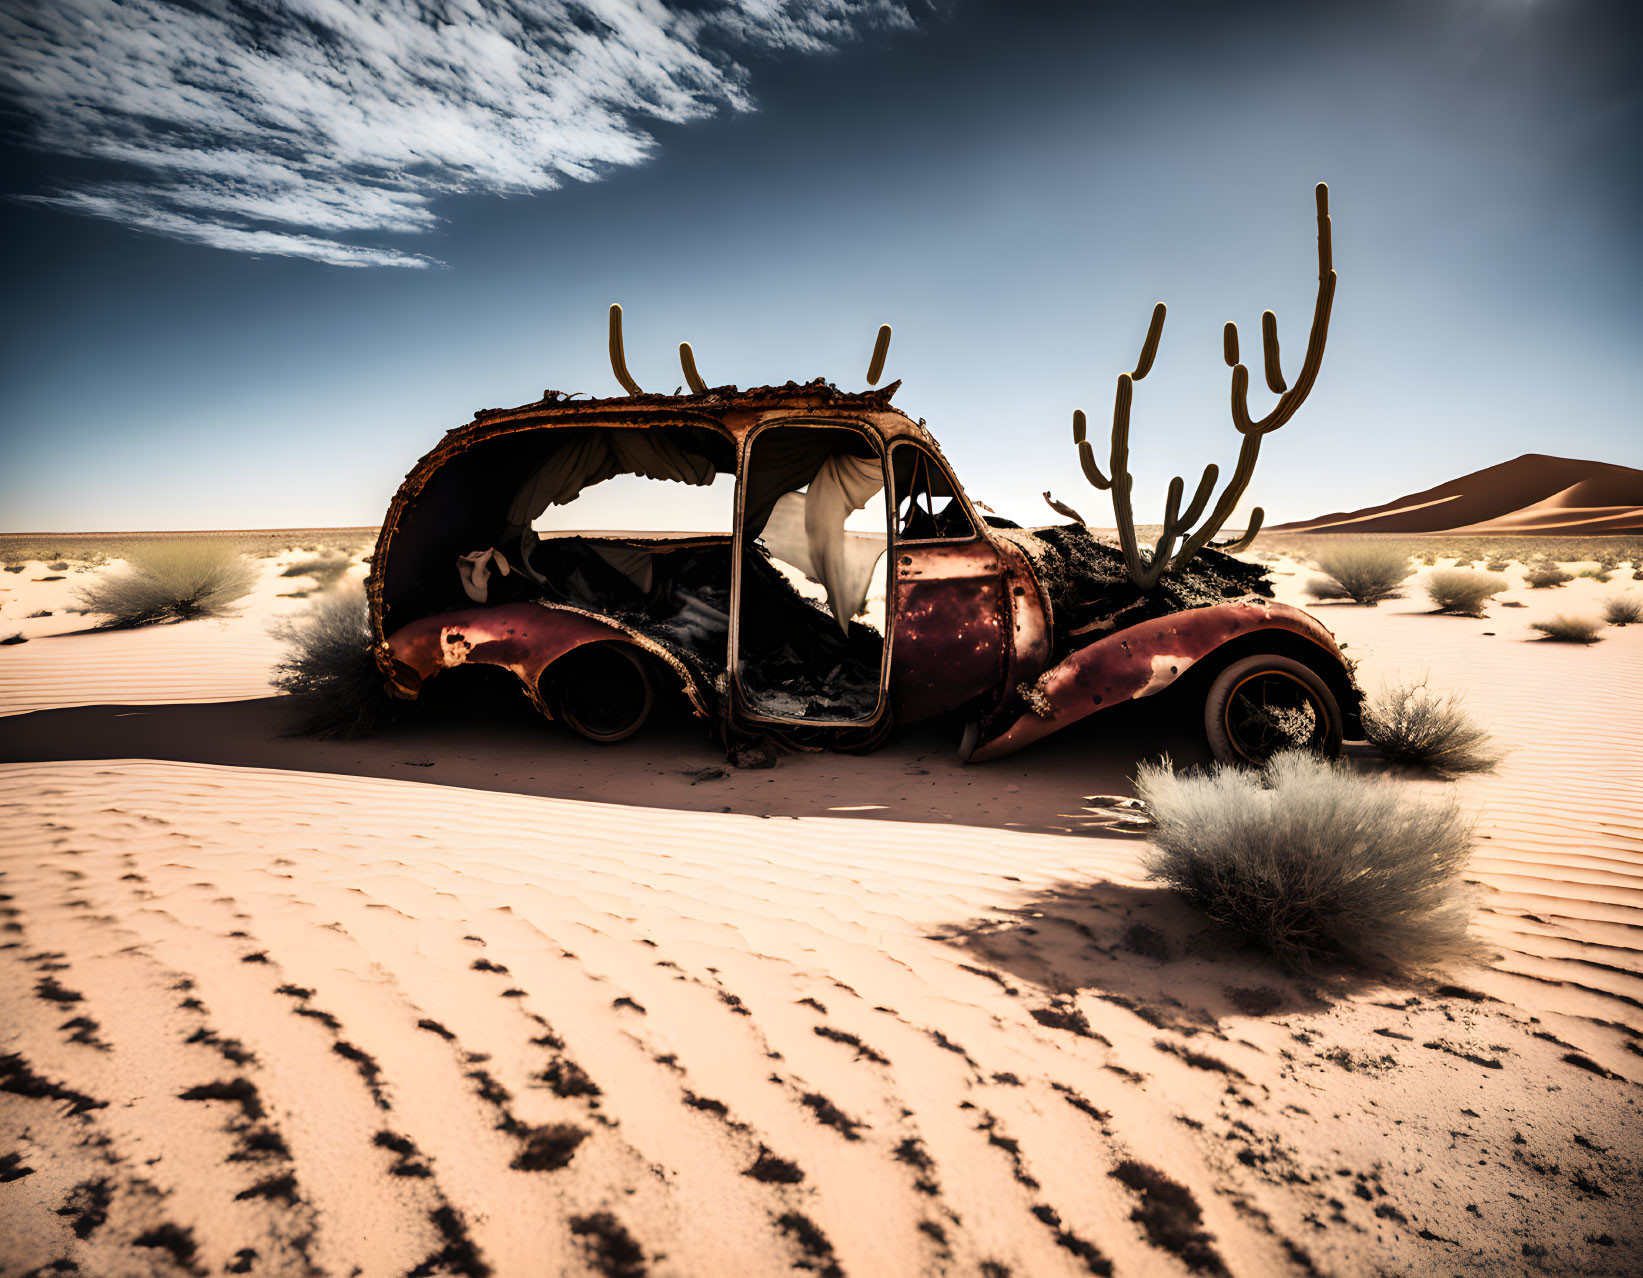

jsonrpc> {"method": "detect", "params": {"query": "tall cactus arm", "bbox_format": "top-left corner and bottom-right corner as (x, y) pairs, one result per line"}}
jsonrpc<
(1261, 311), (1287, 393)
(1223, 322), (1240, 367)
(866, 324), (892, 386)
(609, 303), (643, 396)
(679, 342), (708, 394)
(1132, 303), (1167, 379)
(1177, 463), (1220, 529)
(1166, 432), (1264, 571)
(1073, 408), (1114, 489)
(1230, 183), (1335, 436)
(1209, 506), (1265, 554)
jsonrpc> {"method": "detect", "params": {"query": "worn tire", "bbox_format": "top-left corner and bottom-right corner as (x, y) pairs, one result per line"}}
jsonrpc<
(1204, 653), (1343, 765)
(543, 642), (655, 744)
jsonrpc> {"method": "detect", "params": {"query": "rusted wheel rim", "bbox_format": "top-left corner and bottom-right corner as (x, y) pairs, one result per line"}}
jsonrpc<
(1223, 669), (1328, 763)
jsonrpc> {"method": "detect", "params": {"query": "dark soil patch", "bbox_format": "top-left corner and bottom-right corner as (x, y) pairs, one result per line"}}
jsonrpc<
(744, 1148), (805, 1184)
(813, 1025), (889, 1064)
(178, 1078), (264, 1122)
(775, 1212), (843, 1278)
(800, 1092), (864, 1141)
(1030, 1205), (1112, 1276)
(0, 1051), (108, 1110)
(132, 1223), (199, 1272)
(511, 1124), (589, 1172)
(569, 1212), (648, 1278)
(1111, 1160), (1228, 1274)
(54, 1179), (111, 1238)
(234, 1174), (299, 1204)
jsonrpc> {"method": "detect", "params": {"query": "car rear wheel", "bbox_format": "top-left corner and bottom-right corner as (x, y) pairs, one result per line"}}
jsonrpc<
(543, 643), (655, 744)
(1204, 654), (1343, 765)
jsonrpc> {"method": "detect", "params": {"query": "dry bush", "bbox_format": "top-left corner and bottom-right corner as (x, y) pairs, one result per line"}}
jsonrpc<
(1484, 556), (1510, 572)
(1530, 615), (1604, 644)
(280, 554), (352, 590)
(270, 587), (394, 737)
(1601, 595), (1642, 625)
(76, 540), (258, 628)
(1136, 752), (1475, 973)
(1577, 568), (1612, 583)
(1312, 544), (1412, 605)
(1303, 577), (1353, 601)
(1524, 561), (1572, 588)
(1362, 681), (1502, 774)
(1424, 570), (1507, 617)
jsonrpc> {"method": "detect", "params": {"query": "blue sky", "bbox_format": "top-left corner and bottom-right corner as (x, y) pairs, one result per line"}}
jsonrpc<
(1, 0), (1639, 532)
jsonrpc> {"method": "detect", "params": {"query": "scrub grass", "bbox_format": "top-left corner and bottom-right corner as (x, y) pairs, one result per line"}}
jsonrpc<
(1601, 595), (1642, 626)
(1309, 544), (1412, 605)
(1524, 562), (1572, 589)
(76, 540), (258, 627)
(1362, 681), (1502, 774)
(1424, 570), (1507, 617)
(1136, 752), (1476, 973)
(270, 588), (394, 737)
(1530, 615), (1604, 644)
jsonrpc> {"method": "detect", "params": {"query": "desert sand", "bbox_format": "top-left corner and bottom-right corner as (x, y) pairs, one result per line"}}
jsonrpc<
(2, 539), (1639, 1277)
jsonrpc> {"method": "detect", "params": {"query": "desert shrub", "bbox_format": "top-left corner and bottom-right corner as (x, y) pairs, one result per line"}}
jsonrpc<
(1577, 568), (1611, 583)
(1601, 595), (1642, 625)
(1311, 544), (1412, 605)
(1136, 752), (1475, 973)
(1362, 681), (1501, 774)
(1303, 577), (1352, 601)
(1484, 556), (1510, 573)
(76, 541), (258, 627)
(280, 555), (352, 590)
(1524, 561), (1572, 588)
(1419, 553), (1437, 566)
(270, 588), (394, 737)
(47, 560), (69, 571)
(1530, 615), (1603, 644)
(1424, 570), (1506, 617)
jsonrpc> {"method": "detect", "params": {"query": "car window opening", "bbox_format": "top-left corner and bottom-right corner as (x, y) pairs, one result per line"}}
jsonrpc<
(892, 443), (974, 540)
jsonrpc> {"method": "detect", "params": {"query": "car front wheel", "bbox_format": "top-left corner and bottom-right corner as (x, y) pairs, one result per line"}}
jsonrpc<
(1204, 653), (1343, 765)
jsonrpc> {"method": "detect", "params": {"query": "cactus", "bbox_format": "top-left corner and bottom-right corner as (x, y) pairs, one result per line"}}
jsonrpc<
(1068, 184), (1336, 590)
(679, 342), (708, 394)
(608, 303), (643, 395)
(866, 324), (892, 386)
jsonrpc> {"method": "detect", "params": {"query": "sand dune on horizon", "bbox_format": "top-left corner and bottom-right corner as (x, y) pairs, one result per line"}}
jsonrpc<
(1277, 453), (1643, 535)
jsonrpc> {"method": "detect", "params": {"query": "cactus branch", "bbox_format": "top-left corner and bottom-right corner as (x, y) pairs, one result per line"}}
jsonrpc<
(1223, 322), (1240, 368)
(1260, 310), (1287, 393)
(1132, 304), (1166, 379)
(866, 324), (892, 386)
(609, 303), (643, 396)
(680, 342), (708, 394)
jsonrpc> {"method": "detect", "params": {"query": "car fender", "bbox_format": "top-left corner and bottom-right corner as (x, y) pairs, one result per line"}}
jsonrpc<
(377, 600), (711, 719)
(963, 600), (1350, 762)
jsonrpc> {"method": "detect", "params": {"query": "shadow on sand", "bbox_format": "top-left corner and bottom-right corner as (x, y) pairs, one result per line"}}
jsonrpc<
(0, 670), (1217, 836)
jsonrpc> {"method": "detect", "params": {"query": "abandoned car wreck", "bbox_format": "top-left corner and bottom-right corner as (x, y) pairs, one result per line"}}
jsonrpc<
(368, 185), (1358, 764)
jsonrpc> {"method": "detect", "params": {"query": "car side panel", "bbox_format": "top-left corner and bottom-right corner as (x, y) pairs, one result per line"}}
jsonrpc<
(964, 600), (1348, 762)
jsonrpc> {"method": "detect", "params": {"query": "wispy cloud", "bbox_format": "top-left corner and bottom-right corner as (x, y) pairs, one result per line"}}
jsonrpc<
(0, 1), (920, 267)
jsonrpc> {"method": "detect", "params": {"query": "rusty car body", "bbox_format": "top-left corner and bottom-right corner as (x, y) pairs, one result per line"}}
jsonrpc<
(366, 372), (1362, 765)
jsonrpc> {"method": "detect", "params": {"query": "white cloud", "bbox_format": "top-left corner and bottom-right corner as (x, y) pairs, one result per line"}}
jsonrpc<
(0, 0), (920, 267)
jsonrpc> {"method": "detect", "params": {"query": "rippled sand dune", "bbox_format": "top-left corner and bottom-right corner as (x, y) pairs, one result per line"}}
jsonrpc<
(1, 546), (1640, 1277)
